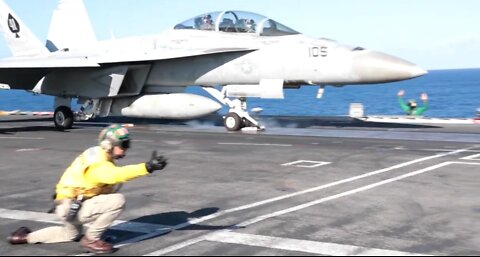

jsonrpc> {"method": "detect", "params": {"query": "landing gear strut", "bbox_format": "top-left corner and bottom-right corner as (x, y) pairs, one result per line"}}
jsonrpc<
(202, 87), (264, 132)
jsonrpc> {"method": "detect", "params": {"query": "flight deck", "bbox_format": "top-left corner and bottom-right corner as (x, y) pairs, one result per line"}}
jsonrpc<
(0, 115), (479, 256)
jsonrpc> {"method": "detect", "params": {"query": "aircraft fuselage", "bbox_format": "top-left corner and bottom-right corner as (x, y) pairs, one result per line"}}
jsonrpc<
(90, 31), (425, 90)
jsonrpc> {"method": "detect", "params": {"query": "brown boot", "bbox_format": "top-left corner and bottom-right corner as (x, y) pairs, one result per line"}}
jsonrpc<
(80, 236), (115, 254)
(7, 227), (31, 245)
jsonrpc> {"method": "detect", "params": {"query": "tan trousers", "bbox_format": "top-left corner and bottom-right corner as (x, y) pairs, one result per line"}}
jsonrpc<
(27, 193), (125, 244)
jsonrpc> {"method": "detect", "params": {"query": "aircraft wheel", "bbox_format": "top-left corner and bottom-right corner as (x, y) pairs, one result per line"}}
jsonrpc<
(54, 106), (74, 130)
(224, 113), (243, 131)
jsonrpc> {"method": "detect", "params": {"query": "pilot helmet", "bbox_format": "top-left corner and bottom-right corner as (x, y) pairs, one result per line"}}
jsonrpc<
(203, 14), (212, 22)
(245, 19), (254, 26)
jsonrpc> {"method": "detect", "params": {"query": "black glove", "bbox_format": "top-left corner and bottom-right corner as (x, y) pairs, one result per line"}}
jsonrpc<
(146, 150), (168, 173)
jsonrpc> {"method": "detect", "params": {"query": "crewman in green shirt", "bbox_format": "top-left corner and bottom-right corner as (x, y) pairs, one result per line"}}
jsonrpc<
(397, 90), (428, 116)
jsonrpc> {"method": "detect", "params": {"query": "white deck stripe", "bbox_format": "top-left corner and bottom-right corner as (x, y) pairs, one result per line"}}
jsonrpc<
(0, 136), (44, 140)
(0, 189), (46, 199)
(178, 146), (474, 227)
(16, 148), (41, 152)
(218, 142), (293, 147)
(0, 208), (171, 234)
(238, 162), (454, 227)
(0, 208), (62, 225)
(460, 153), (480, 160)
(205, 231), (427, 256)
(450, 161), (480, 165)
(143, 237), (205, 256)
(145, 158), (478, 256)
(133, 147), (474, 252)
(421, 149), (480, 153)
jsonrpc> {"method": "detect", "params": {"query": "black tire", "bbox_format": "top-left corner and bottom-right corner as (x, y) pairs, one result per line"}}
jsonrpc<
(54, 106), (74, 130)
(224, 113), (244, 131)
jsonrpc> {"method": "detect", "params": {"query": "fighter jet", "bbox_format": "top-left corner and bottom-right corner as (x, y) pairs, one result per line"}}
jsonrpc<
(0, 0), (426, 131)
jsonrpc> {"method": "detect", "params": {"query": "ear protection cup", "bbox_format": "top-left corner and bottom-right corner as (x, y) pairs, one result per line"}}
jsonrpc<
(98, 125), (117, 153)
(100, 139), (113, 152)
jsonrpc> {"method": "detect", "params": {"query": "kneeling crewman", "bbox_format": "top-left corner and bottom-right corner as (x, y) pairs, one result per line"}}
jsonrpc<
(7, 124), (168, 254)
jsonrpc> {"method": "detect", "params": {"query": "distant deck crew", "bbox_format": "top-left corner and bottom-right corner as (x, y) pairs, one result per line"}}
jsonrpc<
(397, 90), (428, 116)
(7, 124), (168, 254)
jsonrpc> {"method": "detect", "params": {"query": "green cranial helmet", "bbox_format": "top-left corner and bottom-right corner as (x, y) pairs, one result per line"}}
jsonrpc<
(98, 124), (131, 150)
(408, 100), (417, 108)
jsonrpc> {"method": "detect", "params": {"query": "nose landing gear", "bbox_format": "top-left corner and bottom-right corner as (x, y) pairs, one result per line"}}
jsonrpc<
(223, 97), (264, 132)
(202, 87), (264, 132)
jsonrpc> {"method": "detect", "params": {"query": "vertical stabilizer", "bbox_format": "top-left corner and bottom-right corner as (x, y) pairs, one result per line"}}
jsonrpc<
(46, 0), (97, 52)
(0, 0), (49, 57)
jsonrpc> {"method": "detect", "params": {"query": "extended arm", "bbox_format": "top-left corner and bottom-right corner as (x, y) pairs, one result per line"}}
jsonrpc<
(414, 93), (428, 115)
(415, 100), (428, 115)
(85, 162), (149, 185)
(397, 96), (410, 113)
(85, 151), (168, 185)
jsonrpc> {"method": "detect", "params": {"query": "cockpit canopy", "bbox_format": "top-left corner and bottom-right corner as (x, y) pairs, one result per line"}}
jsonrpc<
(174, 10), (300, 36)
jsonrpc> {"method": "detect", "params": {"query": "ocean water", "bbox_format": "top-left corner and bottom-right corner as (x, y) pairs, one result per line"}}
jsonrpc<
(0, 68), (479, 118)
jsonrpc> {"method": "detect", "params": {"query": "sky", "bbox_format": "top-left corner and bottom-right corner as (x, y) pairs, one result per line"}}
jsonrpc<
(1, 0), (480, 71)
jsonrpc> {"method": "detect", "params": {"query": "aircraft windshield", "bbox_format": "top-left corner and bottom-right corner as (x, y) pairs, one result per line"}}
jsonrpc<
(174, 11), (300, 36)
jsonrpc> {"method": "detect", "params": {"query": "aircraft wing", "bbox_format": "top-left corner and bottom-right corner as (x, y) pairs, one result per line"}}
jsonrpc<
(0, 47), (257, 90)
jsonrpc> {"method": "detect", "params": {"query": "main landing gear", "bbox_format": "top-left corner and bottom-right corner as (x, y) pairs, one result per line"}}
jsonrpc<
(53, 98), (96, 131)
(202, 87), (265, 132)
(53, 106), (74, 130)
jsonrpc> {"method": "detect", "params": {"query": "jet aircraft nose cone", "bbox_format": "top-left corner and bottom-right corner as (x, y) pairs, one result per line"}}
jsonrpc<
(352, 50), (427, 83)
